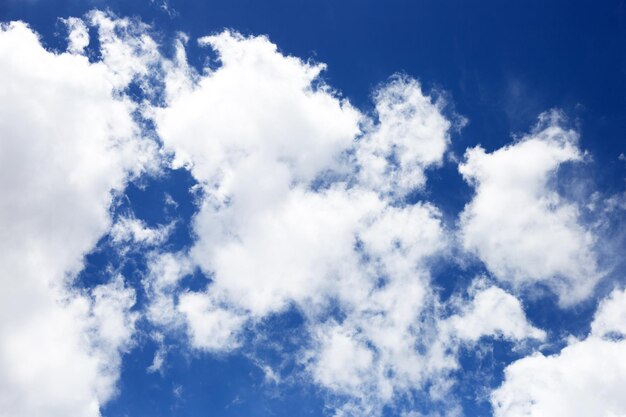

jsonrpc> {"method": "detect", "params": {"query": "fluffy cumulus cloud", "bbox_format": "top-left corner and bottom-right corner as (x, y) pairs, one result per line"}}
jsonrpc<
(153, 30), (453, 315)
(492, 287), (626, 417)
(150, 29), (543, 416)
(0, 14), (156, 417)
(442, 281), (546, 343)
(459, 111), (600, 305)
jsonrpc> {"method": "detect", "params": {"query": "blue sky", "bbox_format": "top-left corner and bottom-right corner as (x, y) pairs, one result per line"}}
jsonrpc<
(1, 1), (625, 417)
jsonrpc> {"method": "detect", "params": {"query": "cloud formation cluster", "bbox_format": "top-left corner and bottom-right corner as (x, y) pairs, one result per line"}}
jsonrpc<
(0, 11), (622, 417)
(150, 29), (567, 416)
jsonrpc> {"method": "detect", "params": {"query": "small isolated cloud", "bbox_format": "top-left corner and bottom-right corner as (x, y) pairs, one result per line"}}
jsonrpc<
(110, 216), (174, 247)
(147, 332), (167, 374)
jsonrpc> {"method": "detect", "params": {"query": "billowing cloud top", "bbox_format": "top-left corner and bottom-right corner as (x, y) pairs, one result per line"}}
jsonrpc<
(0, 11), (624, 417)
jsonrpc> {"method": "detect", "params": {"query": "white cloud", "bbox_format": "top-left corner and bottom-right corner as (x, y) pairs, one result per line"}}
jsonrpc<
(0, 16), (155, 417)
(492, 287), (626, 417)
(110, 216), (173, 247)
(150, 29), (547, 417)
(62, 17), (89, 54)
(309, 324), (375, 396)
(157, 30), (361, 189)
(0, 277), (137, 417)
(153, 28), (453, 322)
(154, 30), (371, 333)
(145, 251), (193, 328)
(356, 75), (450, 196)
(88, 10), (162, 90)
(591, 287), (626, 337)
(443, 282), (546, 343)
(90, 276), (139, 355)
(459, 111), (600, 305)
(147, 332), (167, 374)
(305, 278), (544, 416)
(178, 292), (247, 352)
(300, 204), (452, 412)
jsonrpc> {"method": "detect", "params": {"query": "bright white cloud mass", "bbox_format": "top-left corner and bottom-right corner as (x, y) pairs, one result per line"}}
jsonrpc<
(0, 10), (624, 417)
(0, 16), (155, 417)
